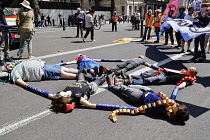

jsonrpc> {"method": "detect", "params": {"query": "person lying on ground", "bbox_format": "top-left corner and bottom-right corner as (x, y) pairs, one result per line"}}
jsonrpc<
(106, 75), (189, 123)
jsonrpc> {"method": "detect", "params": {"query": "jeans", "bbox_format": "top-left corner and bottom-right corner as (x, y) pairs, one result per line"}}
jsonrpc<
(142, 27), (152, 40)
(19, 31), (33, 54)
(131, 71), (166, 85)
(155, 27), (160, 41)
(84, 27), (94, 40)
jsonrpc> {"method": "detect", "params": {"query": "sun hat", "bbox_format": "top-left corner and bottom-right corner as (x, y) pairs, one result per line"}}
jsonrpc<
(155, 9), (161, 13)
(20, 0), (31, 10)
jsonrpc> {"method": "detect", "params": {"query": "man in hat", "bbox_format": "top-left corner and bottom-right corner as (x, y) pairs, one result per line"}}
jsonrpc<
(74, 7), (84, 38)
(0, 0), (15, 66)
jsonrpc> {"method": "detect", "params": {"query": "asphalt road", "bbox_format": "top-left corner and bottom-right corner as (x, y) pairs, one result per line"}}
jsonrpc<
(0, 23), (210, 140)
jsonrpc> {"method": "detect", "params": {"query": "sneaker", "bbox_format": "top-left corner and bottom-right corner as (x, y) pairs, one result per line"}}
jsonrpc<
(154, 41), (159, 43)
(28, 56), (35, 59)
(4, 57), (14, 62)
(91, 40), (96, 42)
(0, 60), (6, 66)
(181, 49), (185, 53)
(174, 46), (181, 49)
(162, 43), (168, 45)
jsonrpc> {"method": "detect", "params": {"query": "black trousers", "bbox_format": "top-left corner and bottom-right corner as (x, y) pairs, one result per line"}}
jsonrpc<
(112, 22), (117, 31)
(175, 31), (182, 46)
(84, 27), (94, 40)
(165, 28), (174, 44)
(194, 34), (206, 59)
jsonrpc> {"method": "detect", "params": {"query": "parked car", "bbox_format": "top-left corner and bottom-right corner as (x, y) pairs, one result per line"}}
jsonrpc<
(4, 8), (20, 50)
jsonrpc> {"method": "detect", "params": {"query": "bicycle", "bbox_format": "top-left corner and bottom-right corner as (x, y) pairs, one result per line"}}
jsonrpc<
(94, 20), (101, 30)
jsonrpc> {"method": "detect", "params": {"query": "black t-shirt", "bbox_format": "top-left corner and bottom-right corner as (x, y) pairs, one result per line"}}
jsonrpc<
(63, 81), (90, 103)
(165, 72), (192, 86)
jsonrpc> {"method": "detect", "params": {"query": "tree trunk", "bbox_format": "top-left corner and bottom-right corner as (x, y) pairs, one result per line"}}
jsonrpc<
(30, 0), (41, 27)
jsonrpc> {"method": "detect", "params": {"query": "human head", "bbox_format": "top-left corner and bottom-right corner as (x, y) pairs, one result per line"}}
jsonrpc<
(155, 9), (161, 15)
(168, 9), (174, 16)
(179, 6), (186, 13)
(147, 9), (152, 15)
(171, 103), (189, 122)
(187, 67), (198, 76)
(20, 0), (31, 10)
(1, 64), (11, 72)
(188, 7), (194, 15)
(89, 9), (95, 16)
(113, 11), (117, 15)
(77, 7), (81, 12)
(201, 9), (208, 17)
(54, 91), (72, 104)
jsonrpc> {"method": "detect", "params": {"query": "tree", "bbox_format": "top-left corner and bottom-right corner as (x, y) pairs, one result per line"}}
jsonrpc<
(30, 0), (41, 27)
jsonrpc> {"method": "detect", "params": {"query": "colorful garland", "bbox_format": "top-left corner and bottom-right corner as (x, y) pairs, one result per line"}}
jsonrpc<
(109, 92), (176, 122)
(8, 61), (23, 73)
(153, 69), (167, 76)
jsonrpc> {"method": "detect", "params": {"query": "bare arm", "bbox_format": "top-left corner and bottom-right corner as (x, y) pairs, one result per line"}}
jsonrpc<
(16, 79), (28, 88)
(79, 98), (96, 108)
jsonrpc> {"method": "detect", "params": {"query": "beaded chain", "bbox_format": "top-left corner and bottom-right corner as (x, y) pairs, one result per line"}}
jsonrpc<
(109, 92), (176, 123)
(7, 61), (23, 73)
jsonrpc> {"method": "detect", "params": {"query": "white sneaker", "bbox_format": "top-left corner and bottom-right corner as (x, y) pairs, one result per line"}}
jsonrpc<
(91, 40), (96, 42)
(28, 55), (35, 59)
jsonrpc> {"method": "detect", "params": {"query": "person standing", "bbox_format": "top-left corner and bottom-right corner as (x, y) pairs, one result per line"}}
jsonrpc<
(46, 15), (52, 26)
(58, 11), (62, 27)
(162, 10), (175, 47)
(74, 8), (84, 38)
(181, 7), (194, 53)
(191, 9), (210, 63)
(16, 0), (35, 59)
(40, 13), (45, 27)
(112, 11), (118, 32)
(153, 9), (162, 43)
(175, 6), (186, 48)
(0, 0), (14, 65)
(135, 10), (141, 30)
(140, 9), (154, 42)
(83, 9), (95, 42)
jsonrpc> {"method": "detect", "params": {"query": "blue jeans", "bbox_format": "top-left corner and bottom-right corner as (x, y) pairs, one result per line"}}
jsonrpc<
(131, 71), (166, 85)
(19, 31), (33, 54)
(155, 27), (160, 41)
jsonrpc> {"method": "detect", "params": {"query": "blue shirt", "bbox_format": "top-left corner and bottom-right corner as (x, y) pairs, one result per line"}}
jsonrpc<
(177, 12), (186, 19)
(143, 92), (167, 118)
(74, 12), (84, 24)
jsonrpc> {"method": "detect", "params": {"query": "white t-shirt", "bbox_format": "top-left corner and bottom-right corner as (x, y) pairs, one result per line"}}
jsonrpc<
(85, 13), (93, 28)
(184, 14), (193, 21)
(136, 12), (141, 20)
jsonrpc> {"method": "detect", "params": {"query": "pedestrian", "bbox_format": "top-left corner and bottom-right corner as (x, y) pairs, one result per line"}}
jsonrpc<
(140, 9), (154, 42)
(46, 15), (52, 26)
(112, 11), (118, 32)
(130, 12), (136, 30)
(135, 10), (141, 30)
(181, 7), (194, 53)
(175, 6), (186, 49)
(205, 32), (210, 53)
(0, 0), (14, 66)
(153, 9), (162, 43)
(190, 9), (210, 63)
(58, 11), (62, 26)
(40, 13), (46, 27)
(162, 10), (175, 47)
(49, 70), (106, 113)
(16, 0), (35, 59)
(106, 75), (189, 123)
(74, 8), (84, 38)
(83, 9), (95, 42)
(1, 59), (97, 87)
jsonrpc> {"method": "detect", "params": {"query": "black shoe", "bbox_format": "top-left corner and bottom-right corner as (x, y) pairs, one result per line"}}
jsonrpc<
(98, 66), (104, 76)
(140, 39), (144, 42)
(154, 41), (159, 43)
(181, 49), (185, 53)
(190, 57), (196, 62)
(0, 60), (6, 66)
(194, 57), (205, 63)
(175, 46), (181, 49)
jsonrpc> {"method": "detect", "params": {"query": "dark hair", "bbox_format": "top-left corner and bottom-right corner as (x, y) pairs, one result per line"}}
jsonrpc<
(188, 7), (194, 11)
(172, 104), (189, 122)
(89, 9), (95, 13)
(179, 6), (186, 11)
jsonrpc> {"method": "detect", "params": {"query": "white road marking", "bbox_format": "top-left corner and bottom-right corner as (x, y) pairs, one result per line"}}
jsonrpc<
(0, 40), (187, 136)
